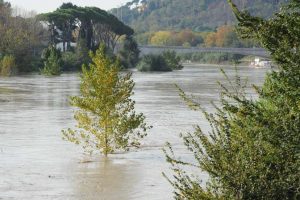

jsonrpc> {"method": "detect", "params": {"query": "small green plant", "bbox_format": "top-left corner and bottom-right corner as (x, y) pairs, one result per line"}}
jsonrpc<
(0, 55), (17, 76)
(62, 45), (151, 156)
(137, 54), (172, 72)
(41, 45), (62, 76)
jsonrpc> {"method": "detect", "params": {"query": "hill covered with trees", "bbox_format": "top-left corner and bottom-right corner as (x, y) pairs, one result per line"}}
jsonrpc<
(111, 0), (287, 33)
(110, 0), (287, 48)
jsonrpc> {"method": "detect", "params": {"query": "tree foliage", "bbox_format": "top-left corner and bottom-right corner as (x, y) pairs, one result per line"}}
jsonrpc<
(117, 36), (140, 69)
(111, 0), (286, 33)
(62, 45), (150, 156)
(164, 0), (300, 199)
(137, 54), (171, 72)
(162, 51), (183, 70)
(0, 55), (17, 76)
(38, 4), (134, 52)
(147, 30), (204, 47)
(41, 45), (62, 76)
(138, 27), (252, 48)
(0, 1), (47, 72)
(137, 51), (183, 72)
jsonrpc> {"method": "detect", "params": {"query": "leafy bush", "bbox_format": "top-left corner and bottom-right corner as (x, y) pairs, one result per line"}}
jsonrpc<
(41, 45), (62, 76)
(137, 54), (172, 72)
(61, 51), (81, 71)
(137, 51), (183, 72)
(162, 51), (183, 70)
(0, 55), (17, 76)
(117, 36), (140, 69)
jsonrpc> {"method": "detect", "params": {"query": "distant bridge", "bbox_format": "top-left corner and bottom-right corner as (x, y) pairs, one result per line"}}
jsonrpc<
(138, 45), (269, 57)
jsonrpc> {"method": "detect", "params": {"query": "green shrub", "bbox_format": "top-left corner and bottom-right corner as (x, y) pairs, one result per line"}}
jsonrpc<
(137, 54), (172, 72)
(0, 55), (17, 76)
(41, 45), (62, 76)
(162, 51), (183, 70)
(117, 36), (140, 69)
(75, 39), (91, 67)
(61, 51), (81, 71)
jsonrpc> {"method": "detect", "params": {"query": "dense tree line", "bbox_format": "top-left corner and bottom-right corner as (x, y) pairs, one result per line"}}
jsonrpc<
(38, 3), (134, 52)
(0, 1), (136, 75)
(0, 0), (47, 73)
(136, 26), (256, 48)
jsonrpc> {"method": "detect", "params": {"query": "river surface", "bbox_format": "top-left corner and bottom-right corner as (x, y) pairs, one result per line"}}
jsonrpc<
(0, 64), (269, 200)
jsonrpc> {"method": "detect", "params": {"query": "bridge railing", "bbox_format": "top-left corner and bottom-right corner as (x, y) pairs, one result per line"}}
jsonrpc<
(138, 45), (269, 57)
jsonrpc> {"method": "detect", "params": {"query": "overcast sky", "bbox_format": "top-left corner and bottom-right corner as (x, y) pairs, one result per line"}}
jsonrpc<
(8, 0), (131, 13)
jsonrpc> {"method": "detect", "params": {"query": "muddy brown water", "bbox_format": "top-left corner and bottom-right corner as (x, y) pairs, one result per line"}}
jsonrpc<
(0, 64), (269, 200)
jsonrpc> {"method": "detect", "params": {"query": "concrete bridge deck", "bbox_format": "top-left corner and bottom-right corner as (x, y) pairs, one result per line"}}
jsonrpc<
(138, 45), (269, 57)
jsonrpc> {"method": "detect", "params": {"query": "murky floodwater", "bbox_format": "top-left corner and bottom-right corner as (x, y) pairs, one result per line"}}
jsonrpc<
(0, 64), (269, 200)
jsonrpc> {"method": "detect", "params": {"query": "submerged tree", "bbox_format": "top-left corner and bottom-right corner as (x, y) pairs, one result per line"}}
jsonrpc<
(41, 45), (62, 76)
(164, 0), (300, 199)
(117, 36), (140, 69)
(62, 45), (151, 156)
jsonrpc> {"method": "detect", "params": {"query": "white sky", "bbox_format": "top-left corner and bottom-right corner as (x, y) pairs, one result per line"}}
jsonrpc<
(7, 0), (131, 13)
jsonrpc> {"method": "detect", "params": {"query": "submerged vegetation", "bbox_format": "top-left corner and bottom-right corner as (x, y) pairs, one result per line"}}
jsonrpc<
(137, 51), (183, 72)
(41, 45), (62, 76)
(62, 45), (151, 156)
(137, 54), (171, 72)
(164, 0), (300, 199)
(117, 36), (141, 69)
(0, 0), (299, 199)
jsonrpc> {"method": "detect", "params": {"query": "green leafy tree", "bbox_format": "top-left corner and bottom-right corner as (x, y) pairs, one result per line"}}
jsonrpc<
(137, 54), (172, 72)
(0, 55), (17, 76)
(162, 51), (183, 70)
(111, 0), (286, 33)
(117, 36), (140, 69)
(38, 5), (134, 52)
(41, 45), (62, 76)
(0, 1), (47, 73)
(62, 45), (151, 156)
(164, 0), (300, 199)
(149, 31), (174, 46)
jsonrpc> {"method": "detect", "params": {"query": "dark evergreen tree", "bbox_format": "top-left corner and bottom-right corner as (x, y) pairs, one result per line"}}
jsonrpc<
(117, 36), (140, 69)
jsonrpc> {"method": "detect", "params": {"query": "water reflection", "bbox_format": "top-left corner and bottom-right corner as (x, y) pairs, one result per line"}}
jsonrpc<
(0, 65), (269, 199)
(71, 158), (140, 200)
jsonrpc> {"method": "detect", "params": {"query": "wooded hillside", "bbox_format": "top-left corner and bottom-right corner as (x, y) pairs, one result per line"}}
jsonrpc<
(111, 0), (287, 33)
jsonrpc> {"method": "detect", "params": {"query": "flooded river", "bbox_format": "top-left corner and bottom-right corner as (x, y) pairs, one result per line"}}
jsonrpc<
(0, 64), (268, 200)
